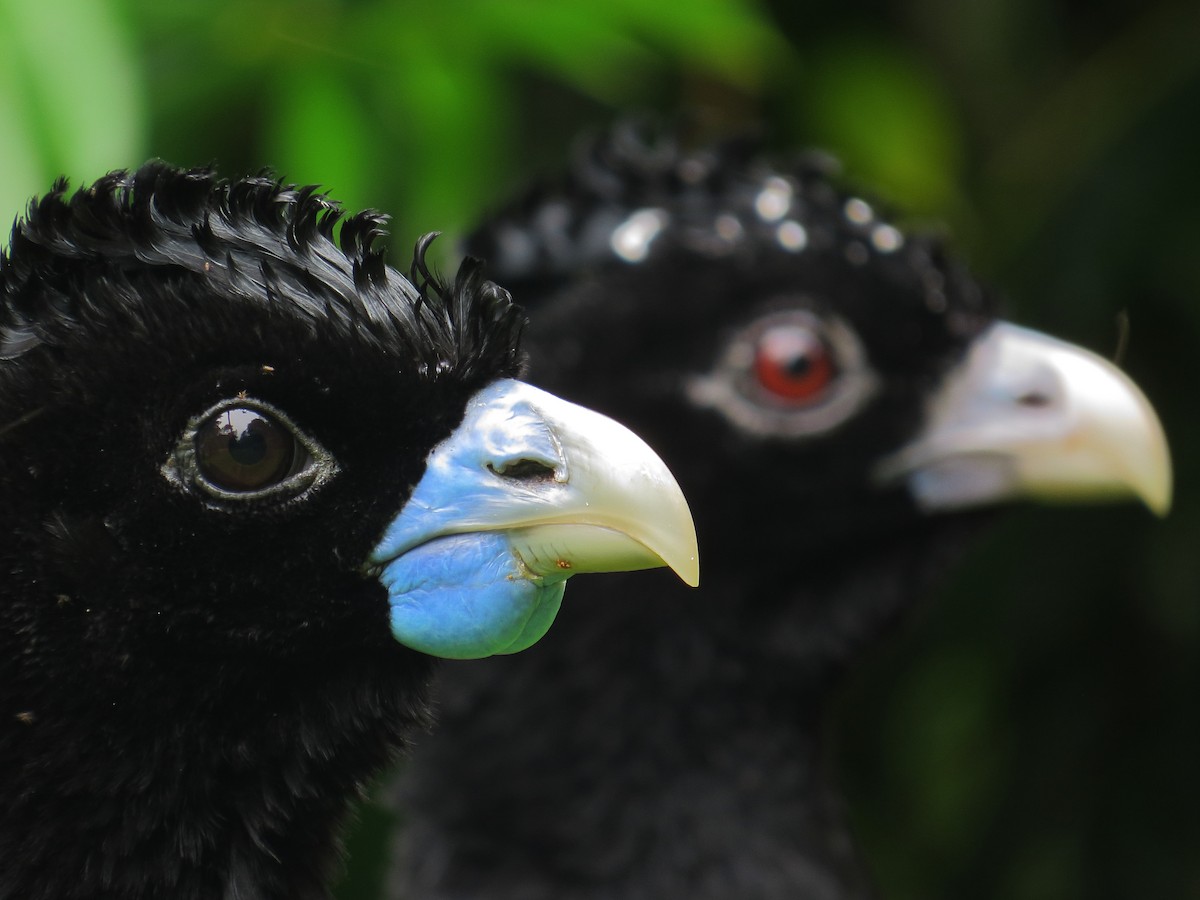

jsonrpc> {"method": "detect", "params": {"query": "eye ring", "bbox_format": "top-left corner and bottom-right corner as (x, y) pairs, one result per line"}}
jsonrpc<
(162, 397), (338, 503)
(685, 306), (878, 438)
(751, 318), (837, 405)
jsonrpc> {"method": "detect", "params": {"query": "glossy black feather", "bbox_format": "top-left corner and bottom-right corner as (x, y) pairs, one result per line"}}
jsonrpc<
(0, 164), (522, 899)
(390, 125), (998, 899)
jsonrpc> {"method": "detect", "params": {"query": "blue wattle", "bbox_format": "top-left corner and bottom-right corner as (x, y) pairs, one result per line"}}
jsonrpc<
(379, 532), (567, 659)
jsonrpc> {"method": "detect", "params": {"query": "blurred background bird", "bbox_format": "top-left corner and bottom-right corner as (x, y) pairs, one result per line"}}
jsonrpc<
(385, 123), (1170, 900)
(3, 1), (1197, 897)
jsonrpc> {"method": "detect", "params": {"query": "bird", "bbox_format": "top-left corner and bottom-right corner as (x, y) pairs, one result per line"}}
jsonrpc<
(0, 161), (699, 900)
(387, 124), (1172, 900)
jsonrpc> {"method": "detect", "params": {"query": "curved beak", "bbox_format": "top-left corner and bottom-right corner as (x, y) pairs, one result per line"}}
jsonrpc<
(875, 322), (1172, 516)
(369, 378), (699, 659)
(373, 378), (699, 585)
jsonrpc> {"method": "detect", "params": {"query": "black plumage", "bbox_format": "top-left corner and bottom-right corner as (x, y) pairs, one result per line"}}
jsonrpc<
(389, 126), (1170, 899)
(0, 162), (696, 899)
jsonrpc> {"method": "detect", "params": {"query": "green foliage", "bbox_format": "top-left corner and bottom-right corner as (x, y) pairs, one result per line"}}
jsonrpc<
(112, 0), (789, 252)
(799, 38), (964, 216)
(0, 0), (144, 221)
(2, 2), (1197, 898)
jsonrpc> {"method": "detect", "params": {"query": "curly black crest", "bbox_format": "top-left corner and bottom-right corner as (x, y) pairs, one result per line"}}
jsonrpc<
(466, 120), (989, 330)
(0, 162), (524, 380)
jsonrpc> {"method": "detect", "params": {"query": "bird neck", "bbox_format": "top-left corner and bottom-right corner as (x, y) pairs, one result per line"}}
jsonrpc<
(0, 643), (430, 900)
(390, 570), (895, 899)
(391, 519), (981, 899)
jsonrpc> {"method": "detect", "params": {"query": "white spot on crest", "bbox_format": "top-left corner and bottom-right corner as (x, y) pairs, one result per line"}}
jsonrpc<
(871, 224), (904, 253)
(610, 208), (669, 263)
(776, 220), (808, 252)
(715, 214), (743, 243)
(844, 198), (873, 225)
(755, 176), (793, 222)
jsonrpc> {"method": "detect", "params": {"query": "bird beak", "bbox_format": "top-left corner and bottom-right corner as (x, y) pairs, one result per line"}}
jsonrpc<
(874, 322), (1172, 515)
(370, 378), (699, 659)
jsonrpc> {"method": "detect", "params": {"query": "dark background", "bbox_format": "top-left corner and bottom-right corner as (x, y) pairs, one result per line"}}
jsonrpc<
(3, 1), (1196, 897)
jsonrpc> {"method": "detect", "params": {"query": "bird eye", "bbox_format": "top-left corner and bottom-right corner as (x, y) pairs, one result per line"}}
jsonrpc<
(195, 407), (301, 492)
(752, 322), (835, 405)
(163, 398), (337, 502)
(685, 306), (878, 438)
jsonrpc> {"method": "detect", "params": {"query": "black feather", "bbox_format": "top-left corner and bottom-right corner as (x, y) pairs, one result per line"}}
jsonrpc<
(0, 163), (525, 900)
(0, 162), (523, 382)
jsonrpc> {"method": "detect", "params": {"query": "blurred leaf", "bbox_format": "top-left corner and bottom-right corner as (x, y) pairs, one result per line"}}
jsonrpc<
(469, 0), (785, 97)
(382, 44), (512, 252)
(857, 640), (1011, 898)
(980, 1), (1200, 255)
(998, 830), (1085, 900)
(465, 1), (658, 100)
(349, 0), (786, 106)
(596, 0), (787, 86)
(0, 28), (45, 225)
(801, 38), (964, 216)
(264, 68), (378, 213)
(0, 0), (144, 210)
(115, 0), (794, 252)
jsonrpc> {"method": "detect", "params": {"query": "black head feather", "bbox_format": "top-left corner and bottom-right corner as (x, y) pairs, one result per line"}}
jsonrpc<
(1, 162), (522, 380)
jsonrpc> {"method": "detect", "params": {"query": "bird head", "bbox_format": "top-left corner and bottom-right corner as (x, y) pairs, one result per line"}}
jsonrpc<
(0, 163), (698, 678)
(465, 123), (1170, 596)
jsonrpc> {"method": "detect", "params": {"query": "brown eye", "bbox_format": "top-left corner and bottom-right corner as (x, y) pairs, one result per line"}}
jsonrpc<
(753, 323), (835, 404)
(163, 397), (336, 503)
(194, 407), (300, 493)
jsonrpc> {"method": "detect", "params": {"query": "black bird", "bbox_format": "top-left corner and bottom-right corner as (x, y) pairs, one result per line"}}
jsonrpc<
(389, 127), (1171, 899)
(0, 163), (698, 900)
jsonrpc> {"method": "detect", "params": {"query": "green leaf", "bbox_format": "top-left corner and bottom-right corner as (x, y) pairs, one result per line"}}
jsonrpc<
(264, 68), (378, 214)
(803, 39), (964, 216)
(0, 0), (144, 211)
(381, 44), (512, 251)
(0, 28), (45, 226)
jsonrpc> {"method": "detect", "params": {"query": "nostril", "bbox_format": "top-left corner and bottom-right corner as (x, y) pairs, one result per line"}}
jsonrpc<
(487, 458), (558, 482)
(1017, 391), (1053, 408)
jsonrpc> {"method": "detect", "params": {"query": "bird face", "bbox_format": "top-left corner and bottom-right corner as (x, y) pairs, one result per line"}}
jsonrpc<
(469, 130), (1170, 580)
(0, 165), (699, 676)
(0, 165), (705, 900)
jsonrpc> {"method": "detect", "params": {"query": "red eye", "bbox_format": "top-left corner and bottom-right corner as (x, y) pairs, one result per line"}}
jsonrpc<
(753, 323), (835, 403)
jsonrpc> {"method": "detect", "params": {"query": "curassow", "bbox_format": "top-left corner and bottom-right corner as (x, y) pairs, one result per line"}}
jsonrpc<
(0, 163), (699, 900)
(389, 127), (1172, 899)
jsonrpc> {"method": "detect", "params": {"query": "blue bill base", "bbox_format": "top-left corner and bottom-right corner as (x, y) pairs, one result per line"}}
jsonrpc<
(380, 532), (568, 659)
